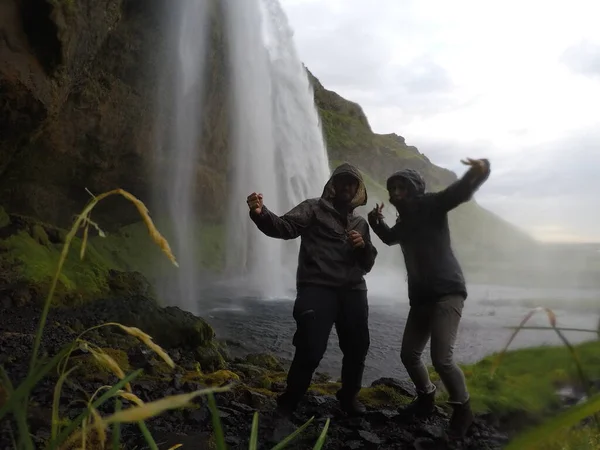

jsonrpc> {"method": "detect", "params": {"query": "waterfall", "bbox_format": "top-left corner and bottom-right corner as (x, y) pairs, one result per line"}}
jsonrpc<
(223, 0), (330, 299)
(152, 0), (211, 313)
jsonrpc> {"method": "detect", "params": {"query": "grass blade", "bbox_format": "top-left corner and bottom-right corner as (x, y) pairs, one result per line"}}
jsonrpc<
(51, 365), (79, 441)
(207, 393), (227, 450)
(138, 420), (158, 450)
(101, 386), (231, 424)
(505, 392), (600, 449)
(312, 418), (330, 450)
(492, 307), (557, 376)
(271, 416), (315, 450)
(111, 399), (121, 450)
(249, 411), (259, 450)
(505, 326), (598, 334)
(49, 369), (142, 449)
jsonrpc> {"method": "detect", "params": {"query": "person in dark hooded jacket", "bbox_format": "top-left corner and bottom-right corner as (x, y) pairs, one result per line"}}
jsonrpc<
(367, 158), (490, 438)
(247, 163), (378, 415)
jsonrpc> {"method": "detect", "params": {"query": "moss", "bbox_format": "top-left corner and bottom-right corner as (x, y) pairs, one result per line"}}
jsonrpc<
(527, 426), (600, 450)
(464, 340), (600, 416)
(243, 353), (284, 371)
(201, 369), (240, 386)
(231, 363), (268, 379)
(30, 224), (50, 247)
(2, 230), (112, 305)
(195, 342), (226, 372)
(69, 348), (130, 382)
(241, 385), (277, 399)
(0, 213), (224, 306)
(248, 374), (273, 390)
(357, 385), (412, 409)
(308, 382), (341, 396)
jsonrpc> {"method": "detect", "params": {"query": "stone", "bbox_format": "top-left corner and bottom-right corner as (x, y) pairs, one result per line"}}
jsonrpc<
(358, 430), (383, 445)
(370, 377), (416, 397)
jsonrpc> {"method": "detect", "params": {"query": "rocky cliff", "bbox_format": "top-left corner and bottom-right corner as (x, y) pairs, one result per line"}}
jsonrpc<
(0, 0), (539, 298)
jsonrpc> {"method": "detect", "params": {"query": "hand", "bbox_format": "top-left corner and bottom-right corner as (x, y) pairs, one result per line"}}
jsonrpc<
(247, 192), (264, 215)
(367, 202), (385, 224)
(460, 158), (490, 176)
(348, 230), (365, 249)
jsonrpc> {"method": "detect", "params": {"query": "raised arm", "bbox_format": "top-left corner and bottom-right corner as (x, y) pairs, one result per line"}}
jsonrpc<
(367, 203), (401, 246)
(428, 158), (491, 213)
(247, 193), (314, 240)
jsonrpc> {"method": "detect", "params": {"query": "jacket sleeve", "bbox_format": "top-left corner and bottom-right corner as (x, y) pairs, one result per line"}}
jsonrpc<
(368, 215), (401, 246)
(428, 160), (491, 213)
(356, 226), (378, 274)
(249, 200), (314, 240)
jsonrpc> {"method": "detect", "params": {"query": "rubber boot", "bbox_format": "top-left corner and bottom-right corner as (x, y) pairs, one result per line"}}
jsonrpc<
(447, 399), (474, 438)
(336, 390), (366, 416)
(400, 391), (436, 418)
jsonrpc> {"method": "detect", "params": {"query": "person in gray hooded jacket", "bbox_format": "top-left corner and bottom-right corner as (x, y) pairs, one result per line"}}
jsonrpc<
(247, 163), (378, 416)
(368, 158), (490, 438)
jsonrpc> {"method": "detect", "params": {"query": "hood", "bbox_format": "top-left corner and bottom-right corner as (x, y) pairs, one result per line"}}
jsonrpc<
(321, 163), (368, 209)
(386, 169), (426, 198)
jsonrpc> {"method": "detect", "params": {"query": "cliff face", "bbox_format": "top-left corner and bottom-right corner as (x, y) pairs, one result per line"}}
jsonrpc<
(0, 0), (533, 273)
(0, 0), (229, 229)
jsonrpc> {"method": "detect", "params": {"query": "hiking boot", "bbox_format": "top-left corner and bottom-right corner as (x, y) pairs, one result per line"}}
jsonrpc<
(447, 399), (474, 438)
(400, 391), (436, 417)
(275, 392), (297, 418)
(336, 391), (366, 416)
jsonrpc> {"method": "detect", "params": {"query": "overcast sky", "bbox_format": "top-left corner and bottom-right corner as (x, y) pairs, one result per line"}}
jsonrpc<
(280, 0), (600, 243)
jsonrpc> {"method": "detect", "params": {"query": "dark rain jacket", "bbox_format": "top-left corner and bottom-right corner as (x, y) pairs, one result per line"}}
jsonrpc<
(250, 163), (378, 290)
(368, 162), (491, 305)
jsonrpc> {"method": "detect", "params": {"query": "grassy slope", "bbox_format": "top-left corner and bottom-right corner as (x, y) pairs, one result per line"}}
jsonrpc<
(0, 212), (224, 305)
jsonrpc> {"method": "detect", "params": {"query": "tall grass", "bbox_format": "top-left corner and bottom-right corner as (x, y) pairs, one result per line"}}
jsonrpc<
(495, 306), (600, 448)
(0, 189), (329, 449)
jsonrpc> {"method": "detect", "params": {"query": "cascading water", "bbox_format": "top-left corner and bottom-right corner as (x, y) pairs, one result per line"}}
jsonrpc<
(152, 0), (211, 314)
(223, 0), (330, 299)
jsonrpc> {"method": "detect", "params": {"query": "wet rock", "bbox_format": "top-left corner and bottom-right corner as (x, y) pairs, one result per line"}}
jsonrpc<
(225, 435), (241, 445)
(271, 381), (286, 392)
(365, 409), (399, 423)
(11, 285), (32, 307)
(230, 401), (255, 413)
(0, 301), (511, 450)
(359, 429), (383, 445)
(0, 295), (12, 309)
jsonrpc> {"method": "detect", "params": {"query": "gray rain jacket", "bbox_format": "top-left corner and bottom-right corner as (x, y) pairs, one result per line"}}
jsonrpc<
(250, 163), (378, 290)
(369, 162), (491, 305)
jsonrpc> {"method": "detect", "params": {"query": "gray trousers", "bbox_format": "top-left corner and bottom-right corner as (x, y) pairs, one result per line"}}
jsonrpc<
(400, 294), (469, 404)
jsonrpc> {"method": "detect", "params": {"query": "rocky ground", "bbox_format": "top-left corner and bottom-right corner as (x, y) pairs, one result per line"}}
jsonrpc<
(0, 294), (512, 449)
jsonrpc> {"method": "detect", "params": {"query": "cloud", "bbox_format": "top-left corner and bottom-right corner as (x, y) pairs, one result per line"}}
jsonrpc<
(561, 40), (600, 79)
(280, 0), (600, 242)
(412, 126), (600, 242)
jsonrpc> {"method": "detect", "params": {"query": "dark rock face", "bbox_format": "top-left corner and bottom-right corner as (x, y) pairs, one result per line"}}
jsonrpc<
(0, 0), (229, 229)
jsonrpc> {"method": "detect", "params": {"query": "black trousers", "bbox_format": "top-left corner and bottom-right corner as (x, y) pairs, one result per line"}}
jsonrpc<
(280, 284), (370, 407)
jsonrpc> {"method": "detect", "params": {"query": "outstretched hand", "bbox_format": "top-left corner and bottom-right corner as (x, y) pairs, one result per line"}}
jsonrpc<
(347, 230), (365, 249)
(368, 202), (385, 224)
(247, 192), (264, 215)
(461, 158), (490, 176)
